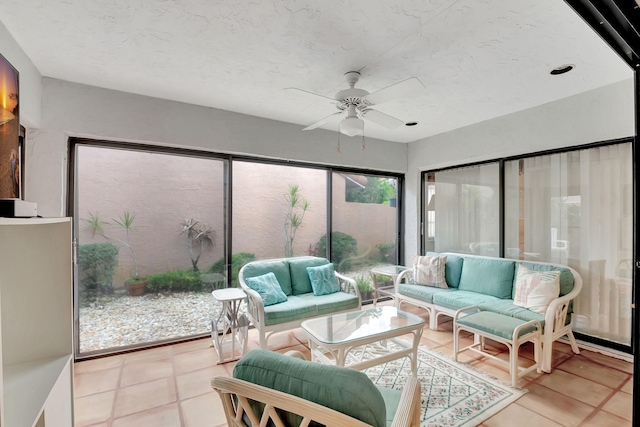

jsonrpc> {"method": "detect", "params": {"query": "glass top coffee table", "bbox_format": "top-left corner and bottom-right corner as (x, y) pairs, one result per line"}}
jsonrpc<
(300, 306), (424, 374)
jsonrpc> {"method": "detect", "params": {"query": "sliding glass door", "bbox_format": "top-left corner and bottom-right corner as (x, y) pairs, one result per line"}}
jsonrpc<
(423, 140), (633, 348)
(504, 143), (633, 346)
(74, 143), (227, 356)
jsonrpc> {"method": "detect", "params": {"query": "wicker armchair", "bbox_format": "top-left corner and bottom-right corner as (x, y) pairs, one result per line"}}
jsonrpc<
(211, 350), (421, 427)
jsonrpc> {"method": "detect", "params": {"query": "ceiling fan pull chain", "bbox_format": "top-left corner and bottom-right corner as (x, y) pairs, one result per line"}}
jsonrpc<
(361, 134), (366, 151)
(336, 131), (341, 154)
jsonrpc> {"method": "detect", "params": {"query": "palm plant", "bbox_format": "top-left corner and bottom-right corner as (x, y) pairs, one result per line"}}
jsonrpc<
(180, 218), (216, 272)
(283, 184), (310, 257)
(112, 211), (141, 279)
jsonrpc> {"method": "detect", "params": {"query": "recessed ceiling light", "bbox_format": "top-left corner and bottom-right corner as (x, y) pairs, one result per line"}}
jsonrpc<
(550, 64), (574, 75)
(405, 122), (418, 126)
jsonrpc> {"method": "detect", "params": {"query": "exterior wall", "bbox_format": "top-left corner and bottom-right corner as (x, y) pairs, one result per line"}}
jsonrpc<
(77, 150), (398, 283)
(405, 78), (635, 261)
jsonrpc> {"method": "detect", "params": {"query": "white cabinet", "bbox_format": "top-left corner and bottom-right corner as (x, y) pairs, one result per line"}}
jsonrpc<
(0, 218), (73, 427)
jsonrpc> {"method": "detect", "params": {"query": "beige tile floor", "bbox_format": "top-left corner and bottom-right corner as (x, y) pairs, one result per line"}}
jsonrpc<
(73, 302), (634, 426)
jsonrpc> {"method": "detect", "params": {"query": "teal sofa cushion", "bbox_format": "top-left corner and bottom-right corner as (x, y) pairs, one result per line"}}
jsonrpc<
(456, 311), (541, 340)
(432, 290), (499, 311)
(478, 299), (545, 327)
(297, 292), (360, 316)
(307, 263), (341, 296)
(458, 257), (515, 299)
(397, 282), (455, 303)
(289, 257), (330, 295)
(429, 252), (465, 288)
(263, 295), (317, 326)
(234, 350), (387, 427)
(518, 262), (575, 314)
(243, 259), (293, 295)
(244, 272), (288, 306)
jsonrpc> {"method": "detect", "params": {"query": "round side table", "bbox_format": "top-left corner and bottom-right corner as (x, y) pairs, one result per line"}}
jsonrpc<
(211, 287), (249, 364)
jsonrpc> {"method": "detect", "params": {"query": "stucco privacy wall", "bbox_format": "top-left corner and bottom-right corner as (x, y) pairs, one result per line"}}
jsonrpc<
(0, 21), (40, 127)
(404, 78), (635, 261)
(27, 78), (407, 218)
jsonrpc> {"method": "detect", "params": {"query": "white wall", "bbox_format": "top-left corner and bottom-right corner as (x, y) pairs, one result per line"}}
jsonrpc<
(405, 78), (635, 261)
(0, 21), (41, 127)
(28, 78), (408, 216)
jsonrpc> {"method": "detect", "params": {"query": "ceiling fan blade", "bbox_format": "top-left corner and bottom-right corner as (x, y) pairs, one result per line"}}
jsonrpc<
(363, 77), (426, 105)
(362, 109), (404, 129)
(284, 87), (336, 103)
(303, 112), (343, 131)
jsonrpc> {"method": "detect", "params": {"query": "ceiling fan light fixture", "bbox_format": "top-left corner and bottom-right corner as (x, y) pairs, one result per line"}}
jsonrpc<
(340, 116), (364, 137)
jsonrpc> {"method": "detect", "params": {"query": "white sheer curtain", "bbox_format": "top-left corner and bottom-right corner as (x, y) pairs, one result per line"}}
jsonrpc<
(434, 163), (500, 255)
(505, 143), (632, 345)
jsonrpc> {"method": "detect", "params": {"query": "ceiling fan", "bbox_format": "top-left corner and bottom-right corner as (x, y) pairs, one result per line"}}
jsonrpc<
(286, 71), (426, 137)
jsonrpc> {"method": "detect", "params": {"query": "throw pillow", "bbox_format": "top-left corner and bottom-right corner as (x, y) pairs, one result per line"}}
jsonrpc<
(244, 272), (288, 306)
(513, 265), (561, 315)
(412, 255), (448, 288)
(306, 263), (341, 296)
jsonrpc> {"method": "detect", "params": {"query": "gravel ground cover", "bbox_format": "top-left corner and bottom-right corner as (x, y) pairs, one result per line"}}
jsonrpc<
(78, 263), (392, 353)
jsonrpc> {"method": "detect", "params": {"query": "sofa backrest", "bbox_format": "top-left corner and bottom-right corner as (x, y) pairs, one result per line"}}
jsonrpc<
(242, 259), (293, 295)
(457, 256), (516, 299)
(428, 252), (464, 288)
(234, 349), (387, 427)
(287, 256), (331, 295)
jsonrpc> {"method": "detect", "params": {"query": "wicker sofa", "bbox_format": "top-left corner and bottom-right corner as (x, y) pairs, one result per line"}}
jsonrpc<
(239, 256), (361, 349)
(395, 252), (582, 372)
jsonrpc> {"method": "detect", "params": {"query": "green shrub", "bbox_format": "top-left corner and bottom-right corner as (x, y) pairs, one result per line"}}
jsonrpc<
(317, 232), (357, 271)
(207, 252), (257, 287)
(78, 243), (119, 302)
(147, 270), (204, 293)
(376, 243), (396, 263)
(355, 275), (373, 293)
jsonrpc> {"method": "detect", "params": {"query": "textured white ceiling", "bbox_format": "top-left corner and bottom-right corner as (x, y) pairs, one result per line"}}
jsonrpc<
(0, 0), (632, 143)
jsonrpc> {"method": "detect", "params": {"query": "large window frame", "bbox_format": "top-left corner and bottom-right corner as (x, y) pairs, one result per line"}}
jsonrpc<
(68, 138), (404, 359)
(421, 137), (634, 354)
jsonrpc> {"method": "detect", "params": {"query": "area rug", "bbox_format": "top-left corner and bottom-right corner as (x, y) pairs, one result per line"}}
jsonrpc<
(362, 345), (526, 427)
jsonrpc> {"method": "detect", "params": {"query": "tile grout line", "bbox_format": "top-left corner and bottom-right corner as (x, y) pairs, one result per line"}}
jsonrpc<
(171, 343), (188, 427)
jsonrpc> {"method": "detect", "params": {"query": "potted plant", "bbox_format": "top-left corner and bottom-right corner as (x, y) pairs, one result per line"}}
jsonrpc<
(112, 211), (147, 296)
(180, 218), (216, 272)
(85, 211), (147, 296)
(355, 275), (374, 302)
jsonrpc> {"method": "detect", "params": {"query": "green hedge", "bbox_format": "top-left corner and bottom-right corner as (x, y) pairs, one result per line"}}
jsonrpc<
(146, 270), (204, 293)
(317, 232), (357, 271)
(78, 243), (119, 301)
(207, 252), (256, 287)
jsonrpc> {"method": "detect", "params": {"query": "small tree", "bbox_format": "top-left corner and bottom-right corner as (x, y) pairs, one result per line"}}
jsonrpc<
(180, 218), (216, 272)
(283, 184), (310, 257)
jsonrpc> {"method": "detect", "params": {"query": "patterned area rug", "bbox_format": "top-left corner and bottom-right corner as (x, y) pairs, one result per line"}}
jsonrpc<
(363, 346), (526, 427)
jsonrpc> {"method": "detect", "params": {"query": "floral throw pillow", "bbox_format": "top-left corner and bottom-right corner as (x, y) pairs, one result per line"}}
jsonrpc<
(245, 272), (288, 306)
(412, 255), (448, 288)
(513, 265), (561, 315)
(306, 263), (341, 296)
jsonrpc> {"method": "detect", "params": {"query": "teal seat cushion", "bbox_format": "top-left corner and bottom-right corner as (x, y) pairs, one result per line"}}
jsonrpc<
(398, 282), (455, 303)
(263, 295), (317, 326)
(376, 386), (402, 427)
(479, 299), (545, 327)
(307, 263), (342, 296)
(297, 292), (359, 316)
(288, 257), (330, 295)
(456, 311), (541, 340)
(234, 350), (387, 427)
(429, 252), (464, 288)
(518, 262), (575, 314)
(243, 259), (293, 295)
(432, 290), (499, 311)
(458, 257), (515, 299)
(244, 272), (288, 306)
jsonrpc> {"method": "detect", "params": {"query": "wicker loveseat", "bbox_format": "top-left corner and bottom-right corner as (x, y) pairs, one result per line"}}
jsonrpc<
(239, 256), (360, 349)
(395, 252), (582, 372)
